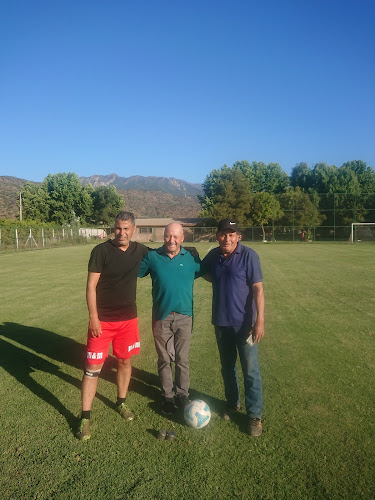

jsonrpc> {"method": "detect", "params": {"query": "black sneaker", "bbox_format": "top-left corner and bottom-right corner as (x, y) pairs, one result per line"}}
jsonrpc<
(161, 397), (176, 415)
(175, 395), (191, 410)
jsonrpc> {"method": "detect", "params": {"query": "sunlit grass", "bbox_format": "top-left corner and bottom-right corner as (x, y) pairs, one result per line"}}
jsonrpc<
(0, 243), (374, 499)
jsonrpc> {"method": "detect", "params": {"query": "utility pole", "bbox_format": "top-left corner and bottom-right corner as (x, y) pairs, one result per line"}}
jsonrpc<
(19, 191), (22, 221)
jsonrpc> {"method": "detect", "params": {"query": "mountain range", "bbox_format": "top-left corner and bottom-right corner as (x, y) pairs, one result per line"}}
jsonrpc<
(80, 173), (203, 197)
(0, 174), (203, 219)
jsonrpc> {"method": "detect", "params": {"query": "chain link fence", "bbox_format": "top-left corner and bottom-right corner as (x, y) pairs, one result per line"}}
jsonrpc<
(1, 192), (374, 251)
(0, 226), (112, 252)
(1, 223), (374, 252)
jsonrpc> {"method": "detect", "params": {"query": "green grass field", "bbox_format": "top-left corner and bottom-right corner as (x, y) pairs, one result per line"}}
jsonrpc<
(0, 242), (374, 499)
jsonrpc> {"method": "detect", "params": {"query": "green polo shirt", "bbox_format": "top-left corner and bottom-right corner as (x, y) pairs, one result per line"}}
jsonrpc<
(138, 246), (201, 321)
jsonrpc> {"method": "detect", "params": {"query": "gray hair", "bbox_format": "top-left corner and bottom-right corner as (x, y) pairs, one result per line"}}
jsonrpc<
(115, 211), (135, 226)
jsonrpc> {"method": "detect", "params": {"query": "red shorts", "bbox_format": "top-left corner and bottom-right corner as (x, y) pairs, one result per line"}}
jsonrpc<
(86, 318), (140, 365)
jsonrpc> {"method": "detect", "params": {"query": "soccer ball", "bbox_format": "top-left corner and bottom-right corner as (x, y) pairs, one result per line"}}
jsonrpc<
(184, 399), (211, 429)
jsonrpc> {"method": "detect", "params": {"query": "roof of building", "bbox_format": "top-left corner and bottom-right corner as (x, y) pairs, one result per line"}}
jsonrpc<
(135, 218), (210, 227)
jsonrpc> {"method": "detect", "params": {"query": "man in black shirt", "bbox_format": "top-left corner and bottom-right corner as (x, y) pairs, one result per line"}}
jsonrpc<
(76, 212), (148, 441)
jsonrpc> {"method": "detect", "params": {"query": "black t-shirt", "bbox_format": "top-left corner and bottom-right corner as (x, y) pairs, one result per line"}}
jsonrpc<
(88, 240), (149, 321)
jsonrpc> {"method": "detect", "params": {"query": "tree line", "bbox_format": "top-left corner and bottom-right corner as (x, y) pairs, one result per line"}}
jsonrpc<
(20, 173), (123, 225)
(199, 160), (375, 239)
(17, 161), (375, 234)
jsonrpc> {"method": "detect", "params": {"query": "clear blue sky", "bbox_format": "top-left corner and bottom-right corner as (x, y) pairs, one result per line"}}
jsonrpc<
(1, 0), (374, 185)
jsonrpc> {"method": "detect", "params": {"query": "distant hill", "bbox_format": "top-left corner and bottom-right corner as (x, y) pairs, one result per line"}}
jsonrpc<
(120, 189), (200, 218)
(0, 176), (36, 219)
(80, 173), (203, 197)
(0, 175), (202, 220)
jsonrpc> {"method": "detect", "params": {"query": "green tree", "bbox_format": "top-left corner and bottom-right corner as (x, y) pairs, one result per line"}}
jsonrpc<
(20, 182), (50, 222)
(249, 192), (283, 241)
(43, 172), (83, 224)
(199, 164), (233, 203)
(92, 186), (124, 225)
(341, 160), (375, 193)
(236, 161), (289, 193)
(199, 166), (252, 224)
(20, 173), (124, 226)
(279, 187), (325, 238)
(78, 184), (95, 222)
(199, 161), (289, 225)
(290, 163), (313, 191)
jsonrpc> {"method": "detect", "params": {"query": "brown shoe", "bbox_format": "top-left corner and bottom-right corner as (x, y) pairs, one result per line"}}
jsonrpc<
(222, 404), (240, 421)
(248, 418), (262, 437)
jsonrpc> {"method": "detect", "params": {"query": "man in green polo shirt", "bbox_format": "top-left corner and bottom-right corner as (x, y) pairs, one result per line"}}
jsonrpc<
(138, 222), (200, 415)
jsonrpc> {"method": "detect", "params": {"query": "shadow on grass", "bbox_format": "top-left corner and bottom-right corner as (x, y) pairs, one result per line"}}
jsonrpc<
(0, 322), (233, 433)
(100, 355), (227, 427)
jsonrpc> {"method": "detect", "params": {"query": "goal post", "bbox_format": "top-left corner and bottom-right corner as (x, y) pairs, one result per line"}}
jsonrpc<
(350, 223), (375, 243)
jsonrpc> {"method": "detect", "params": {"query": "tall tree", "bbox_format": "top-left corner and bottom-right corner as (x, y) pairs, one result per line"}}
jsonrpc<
(78, 184), (95, 222)
(21, 173), (124, 225)
(43, 172), (83, 224)
(278, 187), (325, 237)
(340, 160), (375, 193)
(290, 162), (313, 191)
(21, 182), (50, 222)
(199, 168), (252, 224)
(236, 161), (289, 193)
(91, 186), (124, 225)
(249, 192), (283, 241)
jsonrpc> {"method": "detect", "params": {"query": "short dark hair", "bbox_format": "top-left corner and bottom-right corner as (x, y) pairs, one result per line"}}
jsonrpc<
(115, 211), (135, 226)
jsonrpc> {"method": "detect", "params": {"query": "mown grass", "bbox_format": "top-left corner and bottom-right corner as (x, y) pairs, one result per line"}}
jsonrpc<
(0, 242), (374, 499)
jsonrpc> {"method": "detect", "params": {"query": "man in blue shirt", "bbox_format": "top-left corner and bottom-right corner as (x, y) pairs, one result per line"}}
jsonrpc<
(138, 223), (200, 415)
(201, 218), (265, 436)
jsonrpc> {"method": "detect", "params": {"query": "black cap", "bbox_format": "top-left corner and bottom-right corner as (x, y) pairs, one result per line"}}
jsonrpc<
(217, 218), (240, 233)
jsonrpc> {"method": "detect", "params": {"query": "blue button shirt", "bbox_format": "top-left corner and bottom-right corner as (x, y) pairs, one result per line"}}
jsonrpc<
(201, 242), (263, 327)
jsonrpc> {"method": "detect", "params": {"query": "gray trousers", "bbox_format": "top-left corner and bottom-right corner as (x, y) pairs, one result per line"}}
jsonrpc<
(152, 312), (192, 399)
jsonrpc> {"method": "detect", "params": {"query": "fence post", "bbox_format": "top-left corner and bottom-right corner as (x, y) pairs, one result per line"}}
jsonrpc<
(30, 228), (32, 248)
(42, 228), (45, 247)
(333, 193), (336, 242)
(15, 228), (19, 250)
(292, 198), (295, 242)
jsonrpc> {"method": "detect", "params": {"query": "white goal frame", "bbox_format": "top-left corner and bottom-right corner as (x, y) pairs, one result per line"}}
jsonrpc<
(350, 222), (375, 243)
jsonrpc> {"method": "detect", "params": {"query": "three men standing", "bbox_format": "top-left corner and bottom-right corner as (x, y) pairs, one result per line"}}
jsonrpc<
(77, 214), (264, 439)
(201, 218), (265, 436)
(138, 223), (200, 414)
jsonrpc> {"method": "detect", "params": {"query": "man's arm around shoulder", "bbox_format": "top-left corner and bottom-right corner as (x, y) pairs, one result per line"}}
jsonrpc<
(198, 251), (213, 282)
(138, 250), (153, 278)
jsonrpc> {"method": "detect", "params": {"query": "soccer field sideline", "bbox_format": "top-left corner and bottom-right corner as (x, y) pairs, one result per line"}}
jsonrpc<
(0, 243), (374, 499)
